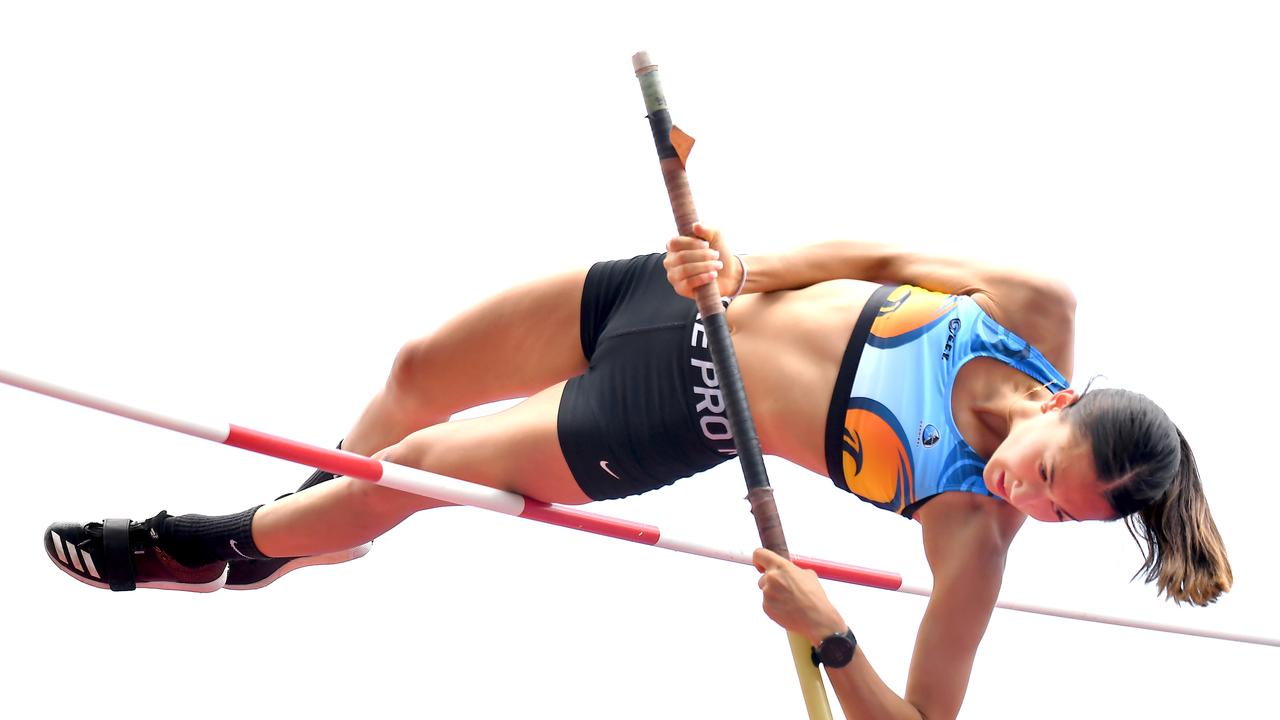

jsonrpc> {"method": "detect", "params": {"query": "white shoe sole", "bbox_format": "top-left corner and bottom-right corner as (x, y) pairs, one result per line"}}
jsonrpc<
(46, 546), (227, 592)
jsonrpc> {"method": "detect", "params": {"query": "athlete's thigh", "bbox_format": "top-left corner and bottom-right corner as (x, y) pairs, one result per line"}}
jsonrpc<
(411, 268), (589, 412)
(398, 380), (589, 505)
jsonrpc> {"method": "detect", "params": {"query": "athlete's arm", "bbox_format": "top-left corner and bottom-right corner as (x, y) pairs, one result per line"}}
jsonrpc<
(666, 224), (1075, 365)
(903, 493), (1023, 720)
(745, 238), (1074, 325)
(755, 548), (930, 720)
(667, 224), (1073, 316)
(755, 495), (1021, 720)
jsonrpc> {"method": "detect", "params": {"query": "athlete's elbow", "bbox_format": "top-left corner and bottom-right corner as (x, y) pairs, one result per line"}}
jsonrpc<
(1046, 278), (1077, 316)
(826, 240), (906, 284)
(905, 699), (951, 720)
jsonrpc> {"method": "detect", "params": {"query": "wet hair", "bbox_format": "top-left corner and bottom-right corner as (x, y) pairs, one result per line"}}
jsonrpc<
(1064, 385), (1233, 606)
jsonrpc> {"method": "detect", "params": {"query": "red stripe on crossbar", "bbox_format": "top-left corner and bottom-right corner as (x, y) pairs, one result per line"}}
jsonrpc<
(520, 500), (661, 544)
(791, 554), (903, 591)
(224, 425), (384, 481)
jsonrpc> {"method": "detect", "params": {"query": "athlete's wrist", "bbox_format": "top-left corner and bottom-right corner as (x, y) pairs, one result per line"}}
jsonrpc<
(803, 611), (849, 647)
(727, 254), (748, 298)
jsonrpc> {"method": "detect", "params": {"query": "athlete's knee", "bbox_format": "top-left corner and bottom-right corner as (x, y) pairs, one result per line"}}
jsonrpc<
(377, 429), (518, 499)
(353, 439), (451, 512)
(382, 336), (464, 423)
(342, 467), (431, 516)
(375, 436), (425, 469)
(324, 473), (393, 515)
(387, 337), (438, 395)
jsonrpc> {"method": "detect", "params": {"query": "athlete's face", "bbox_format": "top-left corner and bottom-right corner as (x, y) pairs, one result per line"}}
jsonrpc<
(983, 393), (1114, 523)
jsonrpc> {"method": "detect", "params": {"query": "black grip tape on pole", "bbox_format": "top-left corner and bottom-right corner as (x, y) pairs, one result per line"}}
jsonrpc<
(632, 52), (789, 561)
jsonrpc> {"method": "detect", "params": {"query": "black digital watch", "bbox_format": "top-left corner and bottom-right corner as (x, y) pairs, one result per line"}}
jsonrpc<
(810, 628), (858, 669)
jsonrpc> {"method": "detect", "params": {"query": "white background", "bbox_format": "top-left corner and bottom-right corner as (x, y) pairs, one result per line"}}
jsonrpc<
(2, 2), (1277, 718)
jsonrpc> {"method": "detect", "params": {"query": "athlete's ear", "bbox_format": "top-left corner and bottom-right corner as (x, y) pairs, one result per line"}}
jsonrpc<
(1042, 388), (1078, 413)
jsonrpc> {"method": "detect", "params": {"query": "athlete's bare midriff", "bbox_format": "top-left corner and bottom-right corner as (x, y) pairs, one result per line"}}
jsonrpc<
(726, 278), (880, 476)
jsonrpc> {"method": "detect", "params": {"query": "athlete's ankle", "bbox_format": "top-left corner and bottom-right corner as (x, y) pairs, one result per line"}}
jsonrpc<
(159, 506), (267, 566)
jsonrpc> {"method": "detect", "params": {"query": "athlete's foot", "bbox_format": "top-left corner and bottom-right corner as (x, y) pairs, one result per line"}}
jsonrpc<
(224, 543), (374, 590)
(44, 511), (227, 592)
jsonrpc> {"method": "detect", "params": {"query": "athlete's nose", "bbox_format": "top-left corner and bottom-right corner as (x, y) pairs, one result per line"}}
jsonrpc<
(1009, 471), (1044, 503)
(1010, 472), (1056, 519)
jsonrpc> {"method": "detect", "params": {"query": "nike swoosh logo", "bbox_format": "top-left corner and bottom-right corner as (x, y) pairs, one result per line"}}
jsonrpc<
(229, 539), (253, 560)
(599, 460), (620, 479)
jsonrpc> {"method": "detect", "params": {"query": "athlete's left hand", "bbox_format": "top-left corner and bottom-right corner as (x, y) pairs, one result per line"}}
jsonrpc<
(754, 548), (848, 645)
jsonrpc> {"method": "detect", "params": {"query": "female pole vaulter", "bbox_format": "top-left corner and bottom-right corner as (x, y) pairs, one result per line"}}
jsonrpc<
(43, 223), (1232, 720)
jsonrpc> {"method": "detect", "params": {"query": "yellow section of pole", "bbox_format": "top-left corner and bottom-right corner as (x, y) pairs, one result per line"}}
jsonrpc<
(789, 631), (835, 718)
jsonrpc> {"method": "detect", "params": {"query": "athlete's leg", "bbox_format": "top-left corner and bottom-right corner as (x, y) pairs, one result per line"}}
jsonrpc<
(241, 268), (590, 582)
(251, 380), (585, 558)
(340, 267), (589, 459)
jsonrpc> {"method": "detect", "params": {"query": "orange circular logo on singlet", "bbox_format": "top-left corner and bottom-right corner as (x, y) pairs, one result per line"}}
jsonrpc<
(842, 402), (914, 507)
(871, 286), (960, 340)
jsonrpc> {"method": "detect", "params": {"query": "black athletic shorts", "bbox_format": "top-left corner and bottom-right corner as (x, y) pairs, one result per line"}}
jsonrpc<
(558, 253), (737, 501)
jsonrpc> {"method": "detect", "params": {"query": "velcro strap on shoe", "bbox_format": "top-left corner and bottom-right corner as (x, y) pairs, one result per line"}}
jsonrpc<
(102, 519), (137, 592)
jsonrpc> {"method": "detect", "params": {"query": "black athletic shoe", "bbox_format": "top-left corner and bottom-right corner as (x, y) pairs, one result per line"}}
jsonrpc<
(44, 511), (227, 593)
(225, 542), (373, 590)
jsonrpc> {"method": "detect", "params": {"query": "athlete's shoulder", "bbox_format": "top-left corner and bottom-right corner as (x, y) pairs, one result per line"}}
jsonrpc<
(967, 285), (1074, 381)
(888, 251), (1075, 344)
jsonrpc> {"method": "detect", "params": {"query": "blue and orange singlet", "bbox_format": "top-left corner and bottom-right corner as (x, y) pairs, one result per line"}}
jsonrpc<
(823, 285), (1070, 518)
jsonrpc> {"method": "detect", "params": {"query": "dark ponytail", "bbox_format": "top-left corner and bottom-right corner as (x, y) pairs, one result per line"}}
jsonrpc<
(1121, 428), (1233, 606)
(1066, 388), (1233, 605)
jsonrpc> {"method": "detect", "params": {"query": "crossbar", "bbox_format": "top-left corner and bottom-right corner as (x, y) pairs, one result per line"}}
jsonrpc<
(2, 366), (1275, 648)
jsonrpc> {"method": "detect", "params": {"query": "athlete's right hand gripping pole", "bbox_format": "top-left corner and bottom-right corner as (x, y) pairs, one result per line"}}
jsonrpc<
(631, 51), (834, 720)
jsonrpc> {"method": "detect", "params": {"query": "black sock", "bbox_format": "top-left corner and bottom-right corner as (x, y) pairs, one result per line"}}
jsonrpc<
(296, 468), (338, 493)
(160, 506), (266, 566)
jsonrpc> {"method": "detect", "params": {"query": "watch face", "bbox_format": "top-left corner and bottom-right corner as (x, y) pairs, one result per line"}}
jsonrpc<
(820, 633), (856, 668)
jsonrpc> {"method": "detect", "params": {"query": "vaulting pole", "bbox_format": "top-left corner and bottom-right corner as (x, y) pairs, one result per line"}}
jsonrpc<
(631, 51), (835, 719)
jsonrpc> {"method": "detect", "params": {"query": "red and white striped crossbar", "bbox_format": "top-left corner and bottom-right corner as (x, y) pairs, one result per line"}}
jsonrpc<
(0, 368), (898, 589)
(2, 367), (1276, 648)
